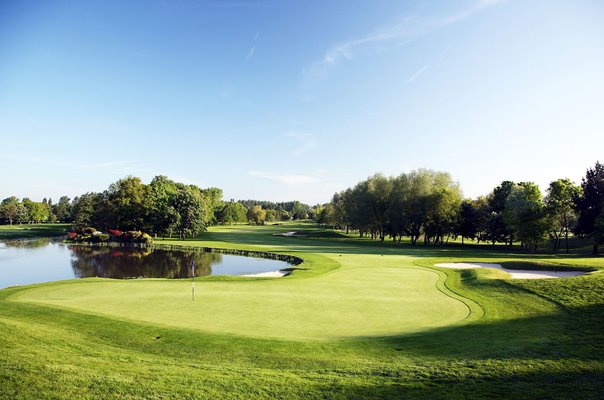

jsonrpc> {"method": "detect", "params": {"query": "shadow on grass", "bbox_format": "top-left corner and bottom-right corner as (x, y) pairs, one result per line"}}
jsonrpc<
(374, 304), (603, 362)
(320, 369), (604, 400)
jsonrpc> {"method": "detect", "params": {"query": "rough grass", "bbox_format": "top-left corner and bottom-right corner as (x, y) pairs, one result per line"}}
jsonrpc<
(1, 222), (603, 399)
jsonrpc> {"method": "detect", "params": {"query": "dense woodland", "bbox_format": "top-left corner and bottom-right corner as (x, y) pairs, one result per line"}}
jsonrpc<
(1, 162), (603, 253)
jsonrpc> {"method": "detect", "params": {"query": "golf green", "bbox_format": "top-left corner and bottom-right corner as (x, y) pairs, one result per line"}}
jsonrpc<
(10, 253), (470, 339)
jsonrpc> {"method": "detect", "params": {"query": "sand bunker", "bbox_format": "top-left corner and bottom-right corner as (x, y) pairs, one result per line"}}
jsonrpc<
(434, 262), (586, 279)
(241, 270), (291, 278)
(272, 231), (299, 237)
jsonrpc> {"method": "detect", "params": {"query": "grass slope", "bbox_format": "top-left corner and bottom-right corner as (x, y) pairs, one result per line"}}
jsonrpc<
(1, 222), (603, 399)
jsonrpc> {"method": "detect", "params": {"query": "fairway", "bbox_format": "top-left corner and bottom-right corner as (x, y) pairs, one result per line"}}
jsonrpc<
(10, 253), (470, 339)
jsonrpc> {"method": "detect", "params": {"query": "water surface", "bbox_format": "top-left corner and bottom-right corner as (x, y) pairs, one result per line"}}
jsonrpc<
(0, 239), (292, 289)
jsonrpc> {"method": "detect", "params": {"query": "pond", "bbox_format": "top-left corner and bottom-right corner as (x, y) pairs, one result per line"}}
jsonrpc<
(0, 239), (293, 289)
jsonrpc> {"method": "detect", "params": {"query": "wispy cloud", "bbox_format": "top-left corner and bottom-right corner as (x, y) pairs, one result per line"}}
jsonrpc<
(245, 31), (260, 61)
(307, 0), (503, 77)
(407, 63), (429, 83)
(286, 132), (318, 157)
(250, 171), (318, 186)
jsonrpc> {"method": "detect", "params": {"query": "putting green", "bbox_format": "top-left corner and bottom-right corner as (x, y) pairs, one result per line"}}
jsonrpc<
(10, 254), (470, 339)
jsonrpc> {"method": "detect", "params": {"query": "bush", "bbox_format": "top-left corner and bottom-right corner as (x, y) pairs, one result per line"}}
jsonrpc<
(96, 234), (110, 242)
(119, 231), (153, 244)
(66, 228), (152, 245)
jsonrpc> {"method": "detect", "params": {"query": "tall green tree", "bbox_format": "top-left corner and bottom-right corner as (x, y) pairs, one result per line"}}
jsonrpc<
(202, 187), (223, 225)
(366, 174), (393, 241)
(423, 173), (462, 245)
(544, 178), (581, 253)
(149, 176), (179, 236)
(173, 185), (207, 239)
(217, 201), (247, 225)
(504, 182), (548, 252)
(247, 205), (266, 225)
(291, 201), (310, 220)
(71, 193), (99, 230)
(404, 170), (435, 245)
(1, 197), (20, 225)
(456, 200), (480, 245)
(486, 181), (515, 245)
(574, 161), (604, 255)
(21, 198), (49, 223)
(53, 196), (72, 222)
(106, 176), (152, 231)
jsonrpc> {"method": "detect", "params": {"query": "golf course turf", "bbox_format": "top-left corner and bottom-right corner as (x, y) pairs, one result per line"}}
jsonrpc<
(1, 223), (603, 399)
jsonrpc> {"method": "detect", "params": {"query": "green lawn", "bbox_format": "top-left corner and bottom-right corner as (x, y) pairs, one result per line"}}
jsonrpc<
(0, 223), (69, 239)
(1, 222), (603, 399)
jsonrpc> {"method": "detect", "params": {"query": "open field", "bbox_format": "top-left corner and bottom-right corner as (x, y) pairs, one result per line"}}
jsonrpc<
(1, 222), (603, 399)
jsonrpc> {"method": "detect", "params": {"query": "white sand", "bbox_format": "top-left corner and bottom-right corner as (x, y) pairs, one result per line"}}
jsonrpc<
(272, 231), (298, 237)
(434, 262), (586, 279)
(241, 270), (291, 278)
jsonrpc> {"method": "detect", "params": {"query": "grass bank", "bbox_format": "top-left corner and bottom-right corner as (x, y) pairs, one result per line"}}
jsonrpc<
(0, 223), (69, 240)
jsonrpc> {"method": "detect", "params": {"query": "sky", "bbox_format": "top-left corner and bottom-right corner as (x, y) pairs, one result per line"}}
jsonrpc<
(1, 0), (603, 205)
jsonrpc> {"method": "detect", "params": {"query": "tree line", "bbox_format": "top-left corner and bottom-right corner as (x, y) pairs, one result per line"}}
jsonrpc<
(0, 176), (314, 238)
(2, 163), (602, 252)
(320, 162), (604, 254)
(0, 196), (71, 225)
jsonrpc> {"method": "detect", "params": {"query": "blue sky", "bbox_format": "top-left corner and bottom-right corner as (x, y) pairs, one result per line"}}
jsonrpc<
(1, 0), (603, 204)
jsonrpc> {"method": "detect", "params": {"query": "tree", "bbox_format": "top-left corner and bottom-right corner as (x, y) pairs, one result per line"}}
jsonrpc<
(366, 174), (393, 241)
(486, 181), (515, 245)
(105, 176), (152, 231)
(330, 192), (350, 232)
(14, 203), (29, 224)
(21, 198), (49, 223)
(504, 182), (549, 252)
(53, 196), (72, 222)
(387, 173), (411, 243)
(1, 197), (20, 225)
(202, 187), (223, 225)
(574, 162), (604, 255)
(247, 205), (266, 225)
(316, 204), (332, 226)
(71, 193), (99, 230)
(217, 201), (247, 225)
(31, 201), (49, 223)
(456, 200), (480, 244)
(423, 173), (462, 245)
(173, 185), (207, 239)
(279, 210), (292, 222)
(291, 201), (310, 220)
(544, 178), (581, 253)
(265, 209), (278, 223)
(149, 176), (179, 236)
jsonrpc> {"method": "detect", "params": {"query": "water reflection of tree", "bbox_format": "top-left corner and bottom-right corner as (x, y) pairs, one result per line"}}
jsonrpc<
(70, 246), (220, 279)
(2, 238), (51, 248)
